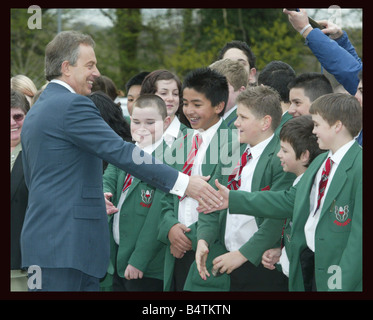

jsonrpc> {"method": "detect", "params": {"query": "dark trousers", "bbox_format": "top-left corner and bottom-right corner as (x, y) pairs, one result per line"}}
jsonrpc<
(28, 267), (100, 291)
(230, 260), (289, 291)
(172, 250), (195, 291)
(300, 247), (317, 291)
(112, 271), (163, 291)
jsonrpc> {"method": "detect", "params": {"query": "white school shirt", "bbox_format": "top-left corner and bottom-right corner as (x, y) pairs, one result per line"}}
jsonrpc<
(304, 139), (355, 252)
(52, 79), (190, 199)
(163, 116), (182, 148)
(225, 134), (274, 252)
(279, 173), (304, 277)
(177, 118), (222, 227)
(113, 138), (164, 245)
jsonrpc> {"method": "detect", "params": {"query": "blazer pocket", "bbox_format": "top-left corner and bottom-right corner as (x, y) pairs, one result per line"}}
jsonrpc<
(73, 205), (103, 220)
(82, 186), (102, 199)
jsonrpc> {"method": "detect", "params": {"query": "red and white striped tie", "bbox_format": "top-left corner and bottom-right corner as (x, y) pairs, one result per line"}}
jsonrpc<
(227, 148), (252, 190)
(179, 133), (202, 201)
(122, 173), (133, 193)
(314, 157), (333, 215)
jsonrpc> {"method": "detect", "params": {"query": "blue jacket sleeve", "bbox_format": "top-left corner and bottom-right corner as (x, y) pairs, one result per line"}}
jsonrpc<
(305, 28), (362, 95)
(64, 95), (179, 193)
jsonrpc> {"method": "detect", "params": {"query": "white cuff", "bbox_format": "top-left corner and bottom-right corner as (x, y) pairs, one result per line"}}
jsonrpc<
(170, 172), (189, 197)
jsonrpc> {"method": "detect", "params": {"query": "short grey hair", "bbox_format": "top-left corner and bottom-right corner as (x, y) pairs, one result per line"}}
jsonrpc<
(45, 31), (95, 81)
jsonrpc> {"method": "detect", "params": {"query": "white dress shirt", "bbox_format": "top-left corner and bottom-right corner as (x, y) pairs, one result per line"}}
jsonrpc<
(177, 119), (222, 227)
(304, 139), (355, 252)
(279, 173), (304, 277)
(225, 134), (274, 252)
(163, 116), (182, 148)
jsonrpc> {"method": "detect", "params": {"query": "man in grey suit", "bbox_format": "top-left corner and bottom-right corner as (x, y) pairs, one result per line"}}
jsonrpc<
(21, 31), (222, 291)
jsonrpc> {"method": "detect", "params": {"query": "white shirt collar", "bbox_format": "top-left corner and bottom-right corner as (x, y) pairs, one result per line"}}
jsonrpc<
(136, 137), (164, 155)
(163, 116), (181, 147)
(50, 79), (76, 93)
(329, 139), (355, 166)
(193, 118), (223, 144)
(247, 134), (274, 160)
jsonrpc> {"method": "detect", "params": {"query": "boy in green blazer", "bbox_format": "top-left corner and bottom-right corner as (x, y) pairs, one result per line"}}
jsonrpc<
(261, 115), (325, 276)
(209, 59), (248, 129)
(157, 67), (238, 291)
(103, 94), (172, 291)
(191, 85), (296, 291)
(201, 93), (362, 291)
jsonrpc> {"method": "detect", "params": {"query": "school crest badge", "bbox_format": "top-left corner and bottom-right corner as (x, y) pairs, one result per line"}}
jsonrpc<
(140, 189), (154, 208)
(333, 205), (351, 226)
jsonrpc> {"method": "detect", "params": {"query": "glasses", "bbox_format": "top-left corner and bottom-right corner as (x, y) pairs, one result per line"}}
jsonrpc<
(12, 113), (25, 122)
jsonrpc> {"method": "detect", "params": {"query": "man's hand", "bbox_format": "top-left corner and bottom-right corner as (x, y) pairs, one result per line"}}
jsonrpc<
(124, 264), (143, 280)
(283, 8), (313, 38)
(262, 248), (282, 270)
(196, 239), (210, 280)
(197, 179), (229, 214)
(104, 192), (119, 215)
(212, 250), (248, 275)
(168, 223), (192, 253)
(317, 19), (343, 39)
(185, 175), (223, 210)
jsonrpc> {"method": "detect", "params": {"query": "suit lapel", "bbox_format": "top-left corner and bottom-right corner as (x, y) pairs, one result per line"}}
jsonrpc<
(251, 136), (277, 191)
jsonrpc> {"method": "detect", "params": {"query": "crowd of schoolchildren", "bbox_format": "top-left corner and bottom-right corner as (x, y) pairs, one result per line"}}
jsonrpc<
(11, 9), (362, 292)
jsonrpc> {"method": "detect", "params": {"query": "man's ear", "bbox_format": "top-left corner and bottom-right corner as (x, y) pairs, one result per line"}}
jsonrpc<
(61, 60), (71, 76)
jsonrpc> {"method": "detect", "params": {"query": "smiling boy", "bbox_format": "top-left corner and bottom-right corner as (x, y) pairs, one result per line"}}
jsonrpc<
(157, 67), (235, 291)
(191, 85), (296, 291)
(103, 94), (172, 291)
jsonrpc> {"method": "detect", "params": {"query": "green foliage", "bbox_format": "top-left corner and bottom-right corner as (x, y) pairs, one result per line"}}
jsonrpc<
(251, 18), (306, 71)
(165, 20), (235, 79)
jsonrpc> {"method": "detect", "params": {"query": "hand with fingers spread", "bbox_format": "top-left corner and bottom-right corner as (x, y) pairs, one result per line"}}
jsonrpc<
(104, 192), (119, 215)
(195, 239), (210, 280)
(197, 179), (229, 214)
(212, 250), (248, 276)
(186, 175), (223, 210)
(168, 223), (192, 257)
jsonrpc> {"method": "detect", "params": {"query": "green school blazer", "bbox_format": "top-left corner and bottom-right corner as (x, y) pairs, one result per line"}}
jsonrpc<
(229, 142), (362, 291)
(103, 140), (169, 281)
(157, 120), (235, 291)
(185, 134), (296, 291)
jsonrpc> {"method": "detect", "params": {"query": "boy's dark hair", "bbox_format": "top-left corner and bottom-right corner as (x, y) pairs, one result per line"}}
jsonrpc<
(236, 85), (282, 132)
(182, 67), (228, 117)
(218, 40), (256, 69)
(310, 93), (362, 138)
(280, 115), (325, 167)
(125, 71), (150, 94)
(132, 94), (168, 120)
(288, 72), (333, 102)
(258, 61), (296, 103)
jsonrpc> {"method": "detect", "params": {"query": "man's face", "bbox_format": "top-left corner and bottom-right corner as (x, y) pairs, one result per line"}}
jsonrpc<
(66, 44), (100, 95)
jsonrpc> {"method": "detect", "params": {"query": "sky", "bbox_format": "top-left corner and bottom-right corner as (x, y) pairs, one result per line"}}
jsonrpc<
(69, 8), (362, 29)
